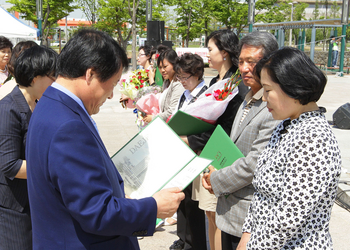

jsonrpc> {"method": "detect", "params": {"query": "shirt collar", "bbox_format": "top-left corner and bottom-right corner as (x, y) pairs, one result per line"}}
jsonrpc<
(183, 80), (205, 101)
(244, 87), (264, 104)
(51, 82), (99, 133)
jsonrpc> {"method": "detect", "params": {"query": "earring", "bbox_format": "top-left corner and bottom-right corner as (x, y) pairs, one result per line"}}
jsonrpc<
(224, 57), (226, 61)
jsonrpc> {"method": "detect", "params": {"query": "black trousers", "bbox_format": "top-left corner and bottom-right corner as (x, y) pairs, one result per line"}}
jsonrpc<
(176, 183), (207, 250)
(221, 231), (241, 250)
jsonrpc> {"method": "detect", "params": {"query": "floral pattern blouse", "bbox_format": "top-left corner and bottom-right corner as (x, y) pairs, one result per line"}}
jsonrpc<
(242, 110), (342, 249)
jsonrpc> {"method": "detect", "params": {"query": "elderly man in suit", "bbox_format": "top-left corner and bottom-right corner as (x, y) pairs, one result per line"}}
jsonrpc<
(203, 32), (280, 250)
(26, 29), (184, 250)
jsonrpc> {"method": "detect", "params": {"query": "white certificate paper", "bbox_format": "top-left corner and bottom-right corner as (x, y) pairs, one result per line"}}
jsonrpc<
(111, 117), (212, 199)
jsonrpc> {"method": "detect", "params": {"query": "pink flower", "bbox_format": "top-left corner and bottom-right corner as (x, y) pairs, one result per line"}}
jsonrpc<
(140, 80), (144, 83)
(213, 89), (221, 99)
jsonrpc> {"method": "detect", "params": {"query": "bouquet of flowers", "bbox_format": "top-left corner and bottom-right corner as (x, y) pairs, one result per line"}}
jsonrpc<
(120, 69), (150, 100)
(135, 86), (162, 114)
(178, 69), (241, 124)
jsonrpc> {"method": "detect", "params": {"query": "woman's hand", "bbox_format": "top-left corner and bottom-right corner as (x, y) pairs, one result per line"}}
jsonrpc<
(236, 232), (251, 250)
(119, 94), (130, 108)
(180, 136), (189, 146)
(148, 68), (156, 85)
(143, 115), (153, 123)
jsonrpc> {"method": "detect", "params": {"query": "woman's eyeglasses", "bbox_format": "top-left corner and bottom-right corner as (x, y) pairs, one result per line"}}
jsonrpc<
(176, 74), (192, 82)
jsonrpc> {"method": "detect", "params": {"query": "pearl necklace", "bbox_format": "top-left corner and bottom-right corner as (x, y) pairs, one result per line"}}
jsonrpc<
(0, 65), (8, 73)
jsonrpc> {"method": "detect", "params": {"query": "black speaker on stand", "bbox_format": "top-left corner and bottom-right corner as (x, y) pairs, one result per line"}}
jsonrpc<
(147, 21), (160, 42)
(146, 21), (172, 49)
(333, 103), (350, 129)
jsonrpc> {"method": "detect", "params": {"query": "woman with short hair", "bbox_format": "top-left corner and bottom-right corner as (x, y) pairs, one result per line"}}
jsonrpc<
(238, 47), (342, 250)
(0, 36), (13, 85)
(0, 40), (38, 99)
(0, 46), (57, 249)
(137, 45), (154, 70)
(173, 53), (207, 112)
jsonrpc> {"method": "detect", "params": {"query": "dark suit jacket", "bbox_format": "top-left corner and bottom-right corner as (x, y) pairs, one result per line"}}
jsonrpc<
(187, 66), (249, 151)
(26, 86), (157, 250)
(0, 86), (31, 212)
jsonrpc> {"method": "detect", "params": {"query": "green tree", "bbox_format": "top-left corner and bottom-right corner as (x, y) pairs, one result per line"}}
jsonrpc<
(95, 0), (136, 49)
(209, 0), (278, 36)
(329, 1), (340, 19)
(170, 0), (203, 47)
(8, 0), (76, 45)
(75, 0), (98, 24)
(312, 0), (320, 19)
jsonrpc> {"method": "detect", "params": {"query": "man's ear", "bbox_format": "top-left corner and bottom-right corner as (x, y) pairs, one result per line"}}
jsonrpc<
(85, 68), (94, 84)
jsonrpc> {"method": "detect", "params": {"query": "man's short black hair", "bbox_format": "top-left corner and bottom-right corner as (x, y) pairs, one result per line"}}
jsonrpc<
(56, 29), (129, 82)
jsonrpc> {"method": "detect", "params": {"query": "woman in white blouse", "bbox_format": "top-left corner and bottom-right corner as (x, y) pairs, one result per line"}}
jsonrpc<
(238, 47), (342, 250)
(173, 53), (207, 112)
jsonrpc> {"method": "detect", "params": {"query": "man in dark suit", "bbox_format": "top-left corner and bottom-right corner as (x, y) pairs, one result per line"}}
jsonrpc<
(203, 32), (280, 250)
(26, 29), (184, 250)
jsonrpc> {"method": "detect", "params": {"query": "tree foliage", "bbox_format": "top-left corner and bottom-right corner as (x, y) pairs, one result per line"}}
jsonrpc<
(8, 0), (76, 45)
(75, 0), (98, 23)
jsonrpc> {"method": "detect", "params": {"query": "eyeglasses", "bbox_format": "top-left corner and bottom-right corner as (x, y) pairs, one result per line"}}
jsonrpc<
(176, 74), (192, 82)
(137, 54), (146, 58)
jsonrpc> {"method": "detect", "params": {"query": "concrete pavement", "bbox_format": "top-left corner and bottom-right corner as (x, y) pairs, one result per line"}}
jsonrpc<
(92, 71), (350, 250)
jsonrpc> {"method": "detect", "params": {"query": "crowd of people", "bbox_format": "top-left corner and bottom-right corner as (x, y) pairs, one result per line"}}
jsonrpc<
(0, 28), (342, 250)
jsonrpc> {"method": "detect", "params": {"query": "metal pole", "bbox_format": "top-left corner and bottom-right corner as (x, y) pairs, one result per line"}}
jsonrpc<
(146, 0), (152, 22)
(327, 29), (334, 67)
(289, 3), (294, 46)
(310, 26), (316, 62)
(301, 29), (305, 51)
(65, 16), (68, 42)
(339, 0), (349, 76)
(339, 25), (347, 73)
(248, 0), (255, 33)
(36, 0), (43, 42)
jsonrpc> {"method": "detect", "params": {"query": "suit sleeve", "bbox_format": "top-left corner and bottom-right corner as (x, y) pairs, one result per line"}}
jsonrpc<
(157, 81), (184, 121)
(48, 120), (157, 236)
(0, 103), (24, 180)
(210, 114), (279, 197)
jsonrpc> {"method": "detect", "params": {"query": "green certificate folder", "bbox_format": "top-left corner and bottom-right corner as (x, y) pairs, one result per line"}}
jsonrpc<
(200, 125), (244, 170)
(111, 117), (212, 199)
(167, 110), (215, 136)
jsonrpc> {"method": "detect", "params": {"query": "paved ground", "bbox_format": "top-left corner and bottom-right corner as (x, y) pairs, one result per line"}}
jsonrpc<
(92, 70), (350, 250)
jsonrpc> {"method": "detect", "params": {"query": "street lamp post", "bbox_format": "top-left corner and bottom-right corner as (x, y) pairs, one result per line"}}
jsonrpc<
(248, 0), (255, 33)
(36, 0), (42, 41)
(289, 2), (297, 46)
